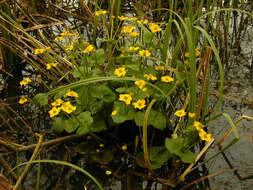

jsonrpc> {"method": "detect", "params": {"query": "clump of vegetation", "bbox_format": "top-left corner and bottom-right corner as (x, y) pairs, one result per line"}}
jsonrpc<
(0, 0), (252, 189)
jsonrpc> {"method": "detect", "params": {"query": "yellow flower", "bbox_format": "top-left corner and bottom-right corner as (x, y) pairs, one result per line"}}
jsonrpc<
(64, 90), (79, 98)
(111, 110), (117, 115)
(105, 170), (112, 175)
(83, 45), (94, 54)
(144, 74), (157, 81)
(60, 31), (69, 36)
(149, 23), (162, 33)
(119, 94), (132, 105)
(20, 78), (32, 86)
(60, 101), (76, 114)
(34, 47), (50, 54)
(155, 65), (165, 71)
(133, 99), (146, 110)
(161, 76), (174, 83)
(121, 25), (135, 33)
(65, 45), (73, 51)
(99, 144), (104, 148)
(118, 15), (128, 21)
(49, 107), (61, 118)
(51, 99), (63, 107)
(129, 32), (139, 37)
(142, 87), (147, 92)
(121, 144), (127, 150)
(138, 50), (151, 57)
(174, 109), (186, 117)
(46, 63), (58, 70)
(46, 64), (52, 70)
(185, 48), (200, 58)
(198, 129), (212, 142)
(188, 112), (196, 118)
(19, 96), (28, 104)
(195, 48), (200, 57)
(184, 60), (190, 66)
(144, 74), (151, 80)
(95, 10), (107, 16)
(51, 63), (58, 67)
(137, 19), (148, 24)
(135, 80), (146, 89)
(54, 36), (63, 41)
(114, 67), (126, 77)
(129, 46), (140, 51)
(129, 17), (137, 21)
(193, 121), (204, 131)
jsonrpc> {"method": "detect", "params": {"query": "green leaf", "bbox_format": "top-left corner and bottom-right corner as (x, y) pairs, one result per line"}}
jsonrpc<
(54, 89), (68, 100)
(75, 142), (96, 154)
(125, 63), (140, 71)
(52, 117), (65, 133)
(165, 138), (184, 155)
(134, 110), (166, 130)
(148, 110), (166, 130)
(90, 116), (107, 133)
(149, 146), (172, 164)
(64, 117), (79, 133)
(33, 93), (48, 106)
(87, 49), (106, 65)
(112, 101), (135, 123)
(76, 125), (90, 135)
(155, 81), (175, 95)
(90, 84), (116, 102)
(165, 138), (195, 163)
(92, 150), (114, 163)
(134, 111), (145, 126)
(77, 111), (93, 126)
(89, 101), (104, 114)
(71, 66), (86, 79)
(177, 149), (195, 163)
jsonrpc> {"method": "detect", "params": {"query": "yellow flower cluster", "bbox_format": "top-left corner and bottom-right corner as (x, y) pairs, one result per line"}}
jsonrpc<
(64, 90), (79, 98)
(20, 78), (32, 86)
(137, 19), (148, 24)
(161, 76), (174, 83)
(19, 96), (28, 104)
(114, 67), (126, 77)
(48, 100), (76, 118)
(83, 45), (94, 54)
(138, 50), (151, 57)
(129, 46), (140, 51)
(149, 23), (162, 33)
(129, 17), (137, 21)
(51, 99), (63, 107)
(119, 94), (132, 105)
(193, 121), (212, 142)
(118, 16), (128, 21)
(34, 47), (51, 54)
(133, 99), (146, 110)
(155, 65), (165, 71)
(129, 32), (139, 37)
(185, 47), (201, 58)
(121, 25), (135, 34)
(65, 45), (73, 51)
(95, 10), (107, 16)
(60, 31), (77, 36)
(46, 62), (58, 70)
(144, 74), (157, 81)
(54, 31), (77, 41)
